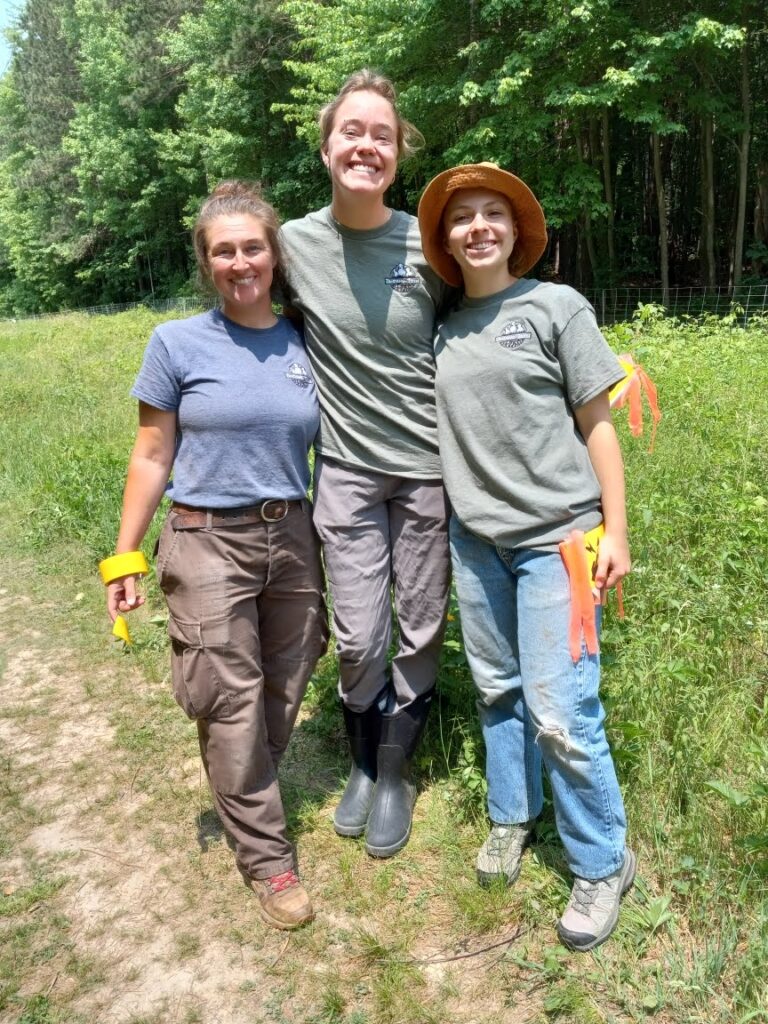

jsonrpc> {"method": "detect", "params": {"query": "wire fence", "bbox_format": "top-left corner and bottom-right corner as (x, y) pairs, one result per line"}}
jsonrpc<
(0, 296), (212, 323)
(583, 285), (768, 326)
(2, 285), (768, 326)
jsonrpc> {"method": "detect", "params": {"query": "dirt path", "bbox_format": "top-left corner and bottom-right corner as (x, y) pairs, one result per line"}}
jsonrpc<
(0, 573), (545, 1024)
(0, 583), (293, 1024)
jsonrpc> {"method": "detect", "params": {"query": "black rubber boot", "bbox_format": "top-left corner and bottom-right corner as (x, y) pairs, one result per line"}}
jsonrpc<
(364, 690), (433, 858)
(333, 699), (383, 837)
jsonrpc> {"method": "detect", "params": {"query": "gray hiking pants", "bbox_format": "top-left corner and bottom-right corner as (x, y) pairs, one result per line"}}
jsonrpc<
(312, 455), (451, 712)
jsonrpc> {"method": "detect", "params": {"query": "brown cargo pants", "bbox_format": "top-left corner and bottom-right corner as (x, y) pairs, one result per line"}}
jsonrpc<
(156, 502), (327, 879)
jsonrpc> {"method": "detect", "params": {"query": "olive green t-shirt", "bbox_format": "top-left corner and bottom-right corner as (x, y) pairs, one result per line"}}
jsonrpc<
(279, 207), (449, 478)
(434, 279), (625, 550)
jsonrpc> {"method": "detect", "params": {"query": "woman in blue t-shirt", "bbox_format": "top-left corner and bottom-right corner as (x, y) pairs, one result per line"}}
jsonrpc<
(104, 181), (326, 931)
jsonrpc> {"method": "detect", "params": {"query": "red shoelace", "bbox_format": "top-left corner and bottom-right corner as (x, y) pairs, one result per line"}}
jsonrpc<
(265, 870), (300, 894)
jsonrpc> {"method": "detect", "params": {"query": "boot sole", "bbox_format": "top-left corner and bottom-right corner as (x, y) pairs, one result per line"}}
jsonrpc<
(364, 821), (412, 858)
(333, 818), (367, 838)
(257, 903), (315, 931)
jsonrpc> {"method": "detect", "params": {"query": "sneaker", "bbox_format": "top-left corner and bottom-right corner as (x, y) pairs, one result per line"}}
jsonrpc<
(251, 870), (314, 930)
(476, 821), (535, 887)
(557, 848), (636, 952)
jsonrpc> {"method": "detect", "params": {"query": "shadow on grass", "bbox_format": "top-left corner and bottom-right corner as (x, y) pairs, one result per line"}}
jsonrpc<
(196, 807), (226, 853)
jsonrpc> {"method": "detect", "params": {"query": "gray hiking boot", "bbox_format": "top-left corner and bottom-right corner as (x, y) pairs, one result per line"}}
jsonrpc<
(476, 821), (535, 887)
(557, 848), (637, 952)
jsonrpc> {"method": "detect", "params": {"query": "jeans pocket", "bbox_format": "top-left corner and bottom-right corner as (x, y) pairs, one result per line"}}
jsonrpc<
(167, 615), (231, 720)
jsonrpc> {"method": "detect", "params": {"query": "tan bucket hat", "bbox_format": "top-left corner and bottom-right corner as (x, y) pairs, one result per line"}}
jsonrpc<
(417, 162), (548, 286)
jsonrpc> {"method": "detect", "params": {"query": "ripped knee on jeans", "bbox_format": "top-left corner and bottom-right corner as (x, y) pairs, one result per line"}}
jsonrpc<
(534, 722), (573, 753)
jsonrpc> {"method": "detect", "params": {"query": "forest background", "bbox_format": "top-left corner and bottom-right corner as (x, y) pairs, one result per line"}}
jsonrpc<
(0, 0), (766, 318)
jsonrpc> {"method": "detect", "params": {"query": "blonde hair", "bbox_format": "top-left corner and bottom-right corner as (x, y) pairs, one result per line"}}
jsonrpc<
(318, 69), (424, 162)
(193, 180), (284, 291)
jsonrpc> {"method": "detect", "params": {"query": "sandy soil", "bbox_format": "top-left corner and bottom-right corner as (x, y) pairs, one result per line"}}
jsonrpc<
(0, 586), (283, 1024)
(0, 582), (543, 1024)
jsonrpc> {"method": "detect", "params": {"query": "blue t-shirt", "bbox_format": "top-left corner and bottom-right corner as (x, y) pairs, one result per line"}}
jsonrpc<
(131, 310), (319, 507)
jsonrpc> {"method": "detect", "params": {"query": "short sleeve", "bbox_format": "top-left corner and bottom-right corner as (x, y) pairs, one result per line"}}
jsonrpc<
(130, 330), (181, 411)
(557, 305), (625, 408)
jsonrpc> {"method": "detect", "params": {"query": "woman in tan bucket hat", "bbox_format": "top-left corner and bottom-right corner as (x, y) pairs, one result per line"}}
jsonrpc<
(418, 163), (636, 952)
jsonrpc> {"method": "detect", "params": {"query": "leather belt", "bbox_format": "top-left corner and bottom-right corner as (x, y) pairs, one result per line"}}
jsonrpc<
(170, 500), (300, 529)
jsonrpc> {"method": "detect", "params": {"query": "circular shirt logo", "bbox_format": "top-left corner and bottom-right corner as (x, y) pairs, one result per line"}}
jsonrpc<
(385, 263), (420, 294)
(495, 319), (532, 350)
(286, 362), (312, 389)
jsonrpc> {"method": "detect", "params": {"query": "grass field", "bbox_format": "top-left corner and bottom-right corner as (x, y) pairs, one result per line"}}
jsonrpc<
(0, 305), (766, 1024)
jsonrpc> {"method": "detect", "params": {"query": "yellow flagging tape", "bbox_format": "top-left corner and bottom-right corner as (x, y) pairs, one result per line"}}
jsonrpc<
(99, 551), (149, 645)
(111, 615), (132, 644)
(582, 522), (624, 617)
(99, 551), (149, 585)
(582, 522), (605, 587)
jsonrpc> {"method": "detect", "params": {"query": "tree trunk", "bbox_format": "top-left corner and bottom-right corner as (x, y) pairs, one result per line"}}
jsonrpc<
(701, 112), (716, 289)
(756, 162), (768, 245)
(575, 128), (597, 286)
(601, 107), (616, 283)
(651, 130), (669, 305)
(732, 38), (751, 288)
(466, 0), (478, 127)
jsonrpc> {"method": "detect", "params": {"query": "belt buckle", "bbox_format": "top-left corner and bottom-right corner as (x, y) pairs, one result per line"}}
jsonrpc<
(260, 499), (288, 523)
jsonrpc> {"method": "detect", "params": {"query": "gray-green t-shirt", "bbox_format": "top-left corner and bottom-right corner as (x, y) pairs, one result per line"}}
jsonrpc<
(434, 278), (625, 550)
(279, 207), (448, 478)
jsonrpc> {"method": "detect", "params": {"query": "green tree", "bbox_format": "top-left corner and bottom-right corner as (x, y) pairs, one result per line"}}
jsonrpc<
(61, 0), (199, 301)
(157, 0), (314, 223)
(0, 0), (84, 313)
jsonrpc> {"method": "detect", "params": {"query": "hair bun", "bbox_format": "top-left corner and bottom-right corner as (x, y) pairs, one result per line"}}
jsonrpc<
(210, 179), (263, 202)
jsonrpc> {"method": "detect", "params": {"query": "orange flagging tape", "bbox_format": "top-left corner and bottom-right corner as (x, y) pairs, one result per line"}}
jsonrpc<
(559, 529), (599, 663)
(559, 525), (625, 663)
(609, 354), (662, 453)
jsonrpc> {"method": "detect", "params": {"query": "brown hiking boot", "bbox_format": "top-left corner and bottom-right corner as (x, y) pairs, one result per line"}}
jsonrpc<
(251, 870), (314, 930)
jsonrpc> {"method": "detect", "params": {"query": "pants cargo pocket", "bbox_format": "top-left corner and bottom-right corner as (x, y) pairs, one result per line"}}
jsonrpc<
(155, 517), (180, 589)
(167, 615), (231, 720)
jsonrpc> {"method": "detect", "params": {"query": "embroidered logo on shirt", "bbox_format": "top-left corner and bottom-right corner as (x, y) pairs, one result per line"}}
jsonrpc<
(495, 319), (533, 350)
(385, 263), (420, 294)
(286, 362), (312, 389)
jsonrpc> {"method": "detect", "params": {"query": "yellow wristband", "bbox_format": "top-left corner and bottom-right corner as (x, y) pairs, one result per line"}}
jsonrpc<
(99, 551), (149, 585)
(100, 551), (149, 646)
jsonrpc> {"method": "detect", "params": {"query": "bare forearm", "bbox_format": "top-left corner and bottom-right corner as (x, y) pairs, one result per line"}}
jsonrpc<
(116, 454), (171, 552)
(115, 405), (176, 552)
(107, 405), (176, 620)
(574, 391), (630, 590)
(585, 421), (627, 537)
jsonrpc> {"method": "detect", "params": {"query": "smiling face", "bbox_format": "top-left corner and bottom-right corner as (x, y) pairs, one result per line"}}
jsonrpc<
(205, 214), (276, 327)
(442, 187), (518, 295)
(321, 89), (399, 204)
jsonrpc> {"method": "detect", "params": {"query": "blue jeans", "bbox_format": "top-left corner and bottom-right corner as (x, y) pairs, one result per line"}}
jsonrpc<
(450, 516), (627, 879)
